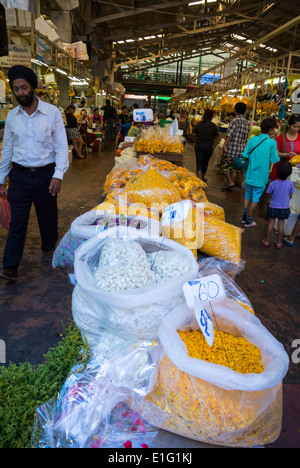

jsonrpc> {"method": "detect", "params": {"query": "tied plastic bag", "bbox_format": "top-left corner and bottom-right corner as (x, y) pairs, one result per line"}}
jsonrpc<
(121, 167), (182, 208)
(198, 257), (252, 314)
(199, 212), (243, 266)
(203, 201), (225, 221)
(52, 229), (85, 268)
(161, 200), (204, 258)
(32, 344), (160, 448)
(131, 303), (289, 447)
(53, 209), (161, 269)
(0, 194), (11, 230)
(71, 208), (161, 240)
(72, 236), (199, 353)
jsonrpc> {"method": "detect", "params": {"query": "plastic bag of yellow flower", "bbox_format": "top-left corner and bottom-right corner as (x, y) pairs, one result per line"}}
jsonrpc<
(198, 212), (242, 266)
(120, 167), (182, 209)
(290, 154), (300, 166)
(103, 164), (144, 195)
(130, 302), (289, 447)
(100, 196), (161, 221)
(203, 201), (225, 221)
(161, 200), (204, 258)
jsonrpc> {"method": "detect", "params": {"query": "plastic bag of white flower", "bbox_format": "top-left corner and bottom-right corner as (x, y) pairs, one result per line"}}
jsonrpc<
(70, 208), (161, 240)
(72, 235), (199, 354)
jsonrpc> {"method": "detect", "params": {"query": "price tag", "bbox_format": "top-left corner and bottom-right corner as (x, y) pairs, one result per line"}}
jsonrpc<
(194, 295), (214, 347)
(183, 274), (226, 310)
(161, 200), (192, 225)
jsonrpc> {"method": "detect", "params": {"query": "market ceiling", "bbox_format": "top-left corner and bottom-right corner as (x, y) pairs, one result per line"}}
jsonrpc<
(41, 0), (300, 75)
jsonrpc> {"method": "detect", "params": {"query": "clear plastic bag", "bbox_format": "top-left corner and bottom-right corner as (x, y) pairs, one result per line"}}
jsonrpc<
(72, 236), (198, 352)
(32, 343), (160, 448)
(198, 257), (250, 310)
(121, 167), (182, 209)
(199, 213), (243, 266)
(161, 200), (203, 258)
(74, 235), (199, 309)
(131, 303), (289, 447)
(52, 229), (85, 268)
(71, 208), (161, 240)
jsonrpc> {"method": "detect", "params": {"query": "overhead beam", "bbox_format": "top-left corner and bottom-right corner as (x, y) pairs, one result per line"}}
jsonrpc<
(114, 18), (254, 67)
(191, 15), (300, 82)
(100, 0), (275, 42)
(88, 0), (192, 26)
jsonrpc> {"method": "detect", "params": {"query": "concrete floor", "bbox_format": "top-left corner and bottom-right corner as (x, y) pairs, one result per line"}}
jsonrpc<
(0, 140), (299, 448)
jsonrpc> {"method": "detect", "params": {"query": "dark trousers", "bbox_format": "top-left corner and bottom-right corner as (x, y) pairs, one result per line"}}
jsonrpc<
(3, 164), (58, 269)
(195, 141), (214, 174)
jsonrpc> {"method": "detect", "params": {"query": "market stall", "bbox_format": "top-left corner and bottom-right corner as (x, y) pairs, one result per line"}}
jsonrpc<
(31, 152), (290, 447)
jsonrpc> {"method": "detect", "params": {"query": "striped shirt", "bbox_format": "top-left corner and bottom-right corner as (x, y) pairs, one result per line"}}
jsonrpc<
(226, 114), (250, 158)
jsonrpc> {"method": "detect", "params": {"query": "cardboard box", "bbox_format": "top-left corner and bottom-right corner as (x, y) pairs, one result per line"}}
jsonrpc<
(62, 41), (89, 60)
(5, 7), (34, 27)
(35, 16), (60, 42)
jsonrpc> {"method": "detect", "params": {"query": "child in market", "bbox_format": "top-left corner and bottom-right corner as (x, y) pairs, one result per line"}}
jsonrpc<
(263, 161), (295, 248)
(240, 118), (279, 228)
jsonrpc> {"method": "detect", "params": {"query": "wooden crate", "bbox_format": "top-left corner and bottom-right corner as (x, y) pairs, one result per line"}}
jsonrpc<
(137, 151), (183, 166)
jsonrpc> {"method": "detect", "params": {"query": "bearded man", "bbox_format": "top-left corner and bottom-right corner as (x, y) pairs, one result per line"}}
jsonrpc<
(0, 65), (69, 281)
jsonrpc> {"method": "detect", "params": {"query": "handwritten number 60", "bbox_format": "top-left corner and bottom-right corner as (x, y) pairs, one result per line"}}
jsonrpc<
(198, 281), (219, 302)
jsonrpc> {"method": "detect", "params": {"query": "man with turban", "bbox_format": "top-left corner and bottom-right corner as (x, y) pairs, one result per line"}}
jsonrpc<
(0, 65), (69, 281)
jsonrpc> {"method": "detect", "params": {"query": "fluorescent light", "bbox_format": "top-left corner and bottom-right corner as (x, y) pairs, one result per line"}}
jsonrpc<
(31, 58), (50, 67)
(56, 68), (67, 75)
(233, 34), (246, 41)
(126, 39), (134, 42)
(188, 0), (215, 5)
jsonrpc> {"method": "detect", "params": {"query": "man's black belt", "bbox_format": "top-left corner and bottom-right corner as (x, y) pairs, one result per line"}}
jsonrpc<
(12, 162), (55, 173)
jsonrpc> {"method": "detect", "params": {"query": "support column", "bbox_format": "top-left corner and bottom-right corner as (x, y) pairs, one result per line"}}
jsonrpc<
(51, 11), (73, 43)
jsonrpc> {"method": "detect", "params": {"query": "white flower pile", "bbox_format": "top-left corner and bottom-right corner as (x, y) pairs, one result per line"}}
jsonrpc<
(94, 239), (157, 291)
(93, 239), (192, 292)
(148, 250), (191, 281)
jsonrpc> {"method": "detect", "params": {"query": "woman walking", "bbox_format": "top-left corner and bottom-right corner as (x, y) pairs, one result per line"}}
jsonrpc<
(192, 109), (219, 182)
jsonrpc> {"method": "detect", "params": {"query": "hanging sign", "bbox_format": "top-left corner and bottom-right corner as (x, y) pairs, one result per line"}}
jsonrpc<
(183, 274), (226, 310)
(183, 274), (227, 347)
(0, 45), (31, 68)
(44, 73), (56, 85)
(133, 108), (153, 122)
(170, 117), (178, 138)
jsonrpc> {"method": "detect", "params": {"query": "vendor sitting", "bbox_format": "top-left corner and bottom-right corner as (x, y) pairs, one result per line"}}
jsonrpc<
(78, 109), (97, 148)
(127, 121), (142, 138)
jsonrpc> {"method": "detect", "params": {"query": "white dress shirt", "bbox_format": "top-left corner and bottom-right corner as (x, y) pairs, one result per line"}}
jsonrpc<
(0, 98), (69, 184)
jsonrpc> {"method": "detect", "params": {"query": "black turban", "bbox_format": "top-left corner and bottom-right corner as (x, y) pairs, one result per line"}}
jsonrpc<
(8, 65), (38, 90)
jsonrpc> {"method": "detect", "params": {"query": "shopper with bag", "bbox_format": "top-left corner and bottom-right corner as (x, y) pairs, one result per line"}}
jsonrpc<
(0, 65), (69, 281)
(240, 118), (279, 228)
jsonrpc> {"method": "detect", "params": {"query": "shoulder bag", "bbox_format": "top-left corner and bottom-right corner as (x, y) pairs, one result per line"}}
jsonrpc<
(233, 137), (268, 171)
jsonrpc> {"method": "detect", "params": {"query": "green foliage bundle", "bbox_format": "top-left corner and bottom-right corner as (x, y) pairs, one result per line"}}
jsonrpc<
(0, 322), (84, 448)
